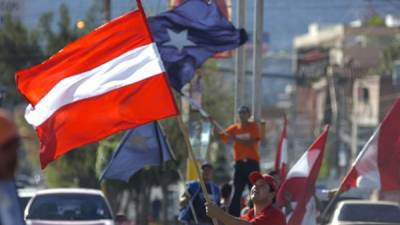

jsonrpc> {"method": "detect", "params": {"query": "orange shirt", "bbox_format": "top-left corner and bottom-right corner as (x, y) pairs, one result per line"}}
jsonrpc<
(219, 122), (261, 162)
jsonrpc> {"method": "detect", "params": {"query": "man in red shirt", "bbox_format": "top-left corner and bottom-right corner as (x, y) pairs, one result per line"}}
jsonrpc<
(213, 106), (261, 216)
(205, 171), (287, 225)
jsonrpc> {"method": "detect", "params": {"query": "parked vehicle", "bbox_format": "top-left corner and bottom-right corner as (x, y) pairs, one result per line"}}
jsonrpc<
(18, 187), (38, 212)
(24, 188), (114, 225)
(329, 200), (400, 225)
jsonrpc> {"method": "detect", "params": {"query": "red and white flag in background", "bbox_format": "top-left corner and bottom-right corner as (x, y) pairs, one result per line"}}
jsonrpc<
(16, 1), (178, 168)
(339, 98), (400, 193)
(277, 126), (329, 225)
(275, 114), (288, 182)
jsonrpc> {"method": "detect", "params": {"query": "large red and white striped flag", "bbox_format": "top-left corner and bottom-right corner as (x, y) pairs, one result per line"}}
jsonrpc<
(16, 1), (178, 168)
(339, 98), (400, 193)
(277, 126), (329, 225)
(275, 115), (288, 182)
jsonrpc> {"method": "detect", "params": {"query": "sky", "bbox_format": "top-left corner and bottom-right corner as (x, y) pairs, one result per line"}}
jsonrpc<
(21, 0), (400, 51)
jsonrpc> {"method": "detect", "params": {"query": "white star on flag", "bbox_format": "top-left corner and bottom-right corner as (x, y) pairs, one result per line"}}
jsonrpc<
(164, 29), (196, 52)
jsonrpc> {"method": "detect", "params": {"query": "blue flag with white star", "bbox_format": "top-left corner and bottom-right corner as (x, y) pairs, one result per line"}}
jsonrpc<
(0, 180), (25, 225)
(101, 122), (173, 182)
(148, 0), (248, 91)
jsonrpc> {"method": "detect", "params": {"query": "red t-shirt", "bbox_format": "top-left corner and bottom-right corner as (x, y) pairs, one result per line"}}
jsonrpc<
(241, 205), (287, 225)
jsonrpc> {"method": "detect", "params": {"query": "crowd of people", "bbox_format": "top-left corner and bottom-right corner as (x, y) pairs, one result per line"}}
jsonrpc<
(179, 105), (321, 225)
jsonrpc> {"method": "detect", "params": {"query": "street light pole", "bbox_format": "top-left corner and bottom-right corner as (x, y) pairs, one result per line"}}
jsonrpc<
(234, 0), (246, 122)
(252, 0), (264, 121)
(351, 80), (358, 161)
(104, 0), (111, 22)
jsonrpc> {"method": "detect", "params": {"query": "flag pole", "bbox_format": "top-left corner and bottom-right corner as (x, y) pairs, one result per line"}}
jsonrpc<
(320, 188), (341, 222)
(179, 93), (227, 135)
(176, 116), (219, 225)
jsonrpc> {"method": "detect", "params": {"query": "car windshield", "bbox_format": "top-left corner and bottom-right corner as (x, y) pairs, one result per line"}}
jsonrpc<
(338, 204), (400, 223)
(27, 193), (112, 221)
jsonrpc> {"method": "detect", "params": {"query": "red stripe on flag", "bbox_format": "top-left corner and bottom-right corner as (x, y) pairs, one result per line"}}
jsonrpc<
(339, 168), (359, 192)
(275, 115), (288, 181)
(37, 74), (177, 168)
(378, 99), (400, 191)
(17, 10), (152, 106)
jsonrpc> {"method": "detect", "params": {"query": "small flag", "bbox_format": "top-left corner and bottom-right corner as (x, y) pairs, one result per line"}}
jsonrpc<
(277, 126), (329, 225)
(101, 122), (173, 182)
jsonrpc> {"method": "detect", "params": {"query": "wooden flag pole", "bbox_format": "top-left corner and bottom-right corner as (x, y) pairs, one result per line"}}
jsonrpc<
(176, 116), (219, 225)
(179, 93), (228, 135)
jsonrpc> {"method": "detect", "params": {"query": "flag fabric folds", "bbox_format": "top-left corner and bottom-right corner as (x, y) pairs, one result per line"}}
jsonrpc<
(148, 0), (247, 91)
(275, 115), (288, 182)
(16, 1), (178, 168)
(101, 122), (173, 182)
(339, 98), (400, 192)
(277, 126), (329, 225)
(0, 180), (25, 225)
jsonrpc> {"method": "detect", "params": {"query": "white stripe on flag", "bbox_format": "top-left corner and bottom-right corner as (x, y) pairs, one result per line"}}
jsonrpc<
(281, 139), (288, 164)
(287, 149), (320, 178)
(25, 43), (165, 127)
(354, 127), (381, 189)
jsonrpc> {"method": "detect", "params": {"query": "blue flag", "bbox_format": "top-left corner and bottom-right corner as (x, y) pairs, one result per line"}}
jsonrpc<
(101, 122), (173, 182)
(149, 0), (248, 91)
(0, 180), (25, 225)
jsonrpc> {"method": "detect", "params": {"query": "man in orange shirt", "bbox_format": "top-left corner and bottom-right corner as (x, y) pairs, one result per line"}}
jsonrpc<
(213, 106), (261, 216)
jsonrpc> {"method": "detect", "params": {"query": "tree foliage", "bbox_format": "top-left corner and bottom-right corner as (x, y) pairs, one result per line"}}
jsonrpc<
(366, 15), (385, 27)
(0, 16), (43, 106)
(378, 43), (400, 75)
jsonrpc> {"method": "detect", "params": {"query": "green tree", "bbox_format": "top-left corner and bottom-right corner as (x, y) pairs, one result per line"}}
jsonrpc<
(376, 43), (400, 76)
(0, 16), (43, 184)
(34, 4), (79, 55)
(366, 15), (385, 27)
(0, 16), (43, 106)
(45, 144), (99, 188)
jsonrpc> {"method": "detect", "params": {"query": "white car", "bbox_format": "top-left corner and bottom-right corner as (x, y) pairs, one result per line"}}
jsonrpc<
(18, 187), (39, 212)
(24, 188), (114, 225)
(329, 200), (400, 225)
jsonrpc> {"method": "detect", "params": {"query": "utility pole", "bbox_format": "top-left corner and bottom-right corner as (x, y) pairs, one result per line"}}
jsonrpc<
(351, 80), (358, 161)
(252, 0), (264, 121)
(104, 0), (111, 22)
(328, 70), (339, 178)
(234, 0), (246, 122)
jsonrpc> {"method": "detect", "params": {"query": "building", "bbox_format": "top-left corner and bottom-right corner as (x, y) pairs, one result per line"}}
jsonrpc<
(293, 23), (400, 178)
